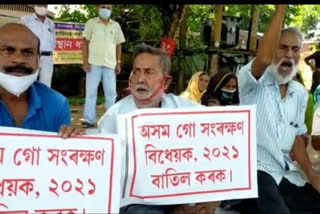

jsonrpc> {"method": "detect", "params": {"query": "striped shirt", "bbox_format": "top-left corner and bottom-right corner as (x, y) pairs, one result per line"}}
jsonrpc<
(237, 60), (308, 186)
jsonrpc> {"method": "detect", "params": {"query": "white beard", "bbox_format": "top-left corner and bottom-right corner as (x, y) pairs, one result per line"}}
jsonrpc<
(270, 59), (298, 85)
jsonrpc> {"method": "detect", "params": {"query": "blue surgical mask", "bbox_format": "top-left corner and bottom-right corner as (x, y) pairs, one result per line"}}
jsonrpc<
(99, 8), (112, 19)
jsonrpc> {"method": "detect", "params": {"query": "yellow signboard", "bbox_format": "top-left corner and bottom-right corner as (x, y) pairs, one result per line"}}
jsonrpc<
(53, 21), (85, 64)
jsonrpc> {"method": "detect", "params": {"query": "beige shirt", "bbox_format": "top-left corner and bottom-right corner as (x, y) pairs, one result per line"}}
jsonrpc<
(83, 17), (125, 69)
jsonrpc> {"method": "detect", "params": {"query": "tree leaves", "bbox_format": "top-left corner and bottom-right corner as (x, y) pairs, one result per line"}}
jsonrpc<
(55, 4), (320, 42)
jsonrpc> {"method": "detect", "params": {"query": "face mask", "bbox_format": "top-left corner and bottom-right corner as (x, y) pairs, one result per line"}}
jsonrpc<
(99, 8), (112, 19)
(131, 75), (171, 104)
(0, 69), (39, 97)
(34, 6), (48, 16)
(221, 88), (236, 104)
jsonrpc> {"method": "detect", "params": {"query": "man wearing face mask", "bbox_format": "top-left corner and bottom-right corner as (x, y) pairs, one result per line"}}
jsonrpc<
(98, 43), (220, 214)
(0, 23), (82, 138)
(237, 5), (320, 214)
(19, 5), (55, 88)
(82, 4), (126, 129)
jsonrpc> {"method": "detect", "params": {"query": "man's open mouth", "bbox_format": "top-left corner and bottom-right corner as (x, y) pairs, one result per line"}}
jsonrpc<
(278, 60), (294, 73)
(280, 61), (293, 69)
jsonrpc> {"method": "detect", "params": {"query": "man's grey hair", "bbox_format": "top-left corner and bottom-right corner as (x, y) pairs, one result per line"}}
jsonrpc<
(133, 43), (171, 74)
(281, 27), (304, 44)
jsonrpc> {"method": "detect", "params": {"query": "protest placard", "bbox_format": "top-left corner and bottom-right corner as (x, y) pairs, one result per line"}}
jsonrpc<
(53, 22), (85, 64)
(0, 127), (121, 214)
(120, 105), (257, 206)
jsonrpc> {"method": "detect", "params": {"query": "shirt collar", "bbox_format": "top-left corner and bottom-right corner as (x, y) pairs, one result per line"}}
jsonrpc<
(264, 67), (277, 85)
(96, 17), (114, 25)
(287, 81), (295, 96)
(265, 66), (295, 96)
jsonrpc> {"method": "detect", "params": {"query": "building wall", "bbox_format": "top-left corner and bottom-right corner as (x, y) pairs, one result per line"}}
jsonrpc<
(0, 4), (55, 27)
(0, 4), (34, 27)
(0, 5), (35, 17)
(0, 15), (19, 27)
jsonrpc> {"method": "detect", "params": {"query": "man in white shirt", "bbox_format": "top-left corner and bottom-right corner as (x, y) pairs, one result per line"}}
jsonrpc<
(20, 5), (55, 88)
(98, 43), (220, 214)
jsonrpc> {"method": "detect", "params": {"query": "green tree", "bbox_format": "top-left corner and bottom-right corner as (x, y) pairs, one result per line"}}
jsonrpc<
(124, 5), (164, 40)
(54, 4), (120, 23)
(289, 5), (320, 37)
(54, 4), (320, 49)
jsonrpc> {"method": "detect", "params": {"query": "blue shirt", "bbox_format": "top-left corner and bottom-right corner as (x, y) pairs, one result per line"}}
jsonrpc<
(237, 60), (308, 186)
(0, 81), (71, 132)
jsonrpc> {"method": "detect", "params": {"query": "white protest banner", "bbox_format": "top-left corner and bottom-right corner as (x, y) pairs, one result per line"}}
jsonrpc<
(120, 105), (257, 205)
(0, 127), (121, 214)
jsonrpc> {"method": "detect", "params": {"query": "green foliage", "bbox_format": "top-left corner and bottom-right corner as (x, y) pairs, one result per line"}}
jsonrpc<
(127, 5), (163, 40)
(289, 5), (320, 36)
(55, 4), (164, 43)
(54, 4), (320, 47)
(187, 5), (212, 33)
(55, 4), (320, 35)
(54, 4), (120, 23)
(187, 5), (275, 36)
(55, 5), (88, 23)
(257, 5), (274, 33)
(224, 5), (252, 30)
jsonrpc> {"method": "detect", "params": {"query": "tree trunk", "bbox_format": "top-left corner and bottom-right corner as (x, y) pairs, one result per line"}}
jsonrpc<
(209, 5), (224, 76)
(178, 5), (189, 93)
(162, 4), (188, 39)
(249, 5), (259, 53)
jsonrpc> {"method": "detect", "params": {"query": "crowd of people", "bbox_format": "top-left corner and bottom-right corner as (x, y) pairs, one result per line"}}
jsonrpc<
(2, 3), (320, 214)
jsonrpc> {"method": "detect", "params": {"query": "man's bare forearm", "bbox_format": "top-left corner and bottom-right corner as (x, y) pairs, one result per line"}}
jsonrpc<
(82, 39), (89, 64)
(252, 5), (287, 78)
(292, 136), (314, 179)
(116, 44), (121, 62)
(312, 135), (320, 151)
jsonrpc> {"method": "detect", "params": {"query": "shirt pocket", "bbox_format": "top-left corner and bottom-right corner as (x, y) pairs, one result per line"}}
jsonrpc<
(109, 29), (117, 44)
(47, 27), (55, 42)
(280, 124), (297, 154)
(91, 25), (105, 42)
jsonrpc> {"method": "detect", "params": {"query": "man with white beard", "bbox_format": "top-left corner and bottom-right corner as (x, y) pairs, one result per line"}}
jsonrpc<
(236, 5), (320, 214)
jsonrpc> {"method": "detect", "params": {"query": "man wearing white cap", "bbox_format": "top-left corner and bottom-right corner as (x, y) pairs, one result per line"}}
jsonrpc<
(20, 5), (56, 88)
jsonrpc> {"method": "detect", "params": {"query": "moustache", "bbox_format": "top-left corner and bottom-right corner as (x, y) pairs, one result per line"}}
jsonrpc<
(3, 65), (34, 75)
(135, 84), (150, 92)
(279, 59), (295, 67)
